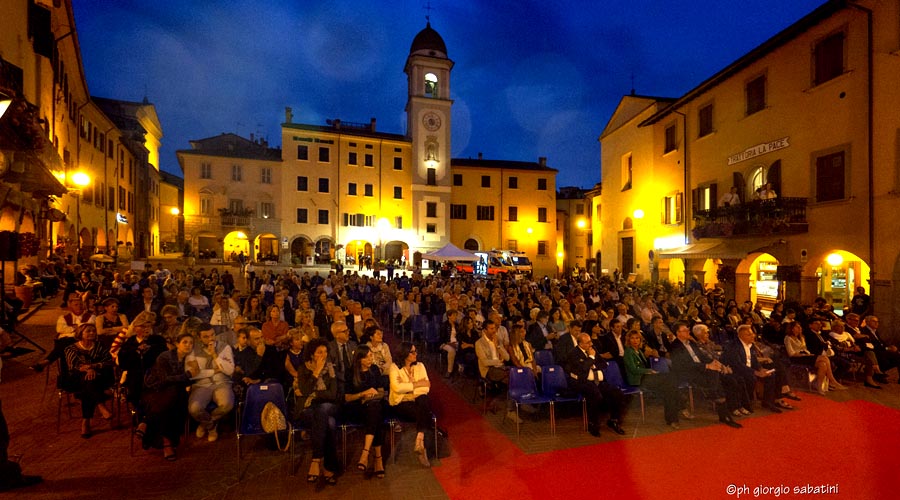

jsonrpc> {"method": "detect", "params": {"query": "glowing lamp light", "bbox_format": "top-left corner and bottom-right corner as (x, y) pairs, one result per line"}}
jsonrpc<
(557, 252), (564, 258)
(170, 207), (180, 216)
(633, 209), (645, 219)
(526, 227), (533, 234)
(576, 219), (587, 229)
(236, 232), (247, 239)
(826, 253), (844, 266)
(71, 172), (91, 187)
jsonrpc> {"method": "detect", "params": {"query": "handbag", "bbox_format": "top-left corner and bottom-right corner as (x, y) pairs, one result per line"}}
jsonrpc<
(260, 402), (291, 451)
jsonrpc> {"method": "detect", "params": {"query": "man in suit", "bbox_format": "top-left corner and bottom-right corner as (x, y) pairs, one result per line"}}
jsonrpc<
(525, 311), (555, 350)
(326, 321), (357, 395)
(856, 316), (900, 383)
(554, 320), (582, 370)
(564, 333), (626, 437)
(722, 325), (788, 413)
(670, 323), (741, 428)
(642, 315), (673, 358)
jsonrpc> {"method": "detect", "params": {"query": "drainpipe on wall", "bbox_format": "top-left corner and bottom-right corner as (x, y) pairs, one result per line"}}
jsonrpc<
(673, 110), (689, 245)
(847, 1), (875, 293)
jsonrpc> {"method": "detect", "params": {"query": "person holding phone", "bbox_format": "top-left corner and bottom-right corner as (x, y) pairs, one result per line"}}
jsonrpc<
(185, 323), (234, 442)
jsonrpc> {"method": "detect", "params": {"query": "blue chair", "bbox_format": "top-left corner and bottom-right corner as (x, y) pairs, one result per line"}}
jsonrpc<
(534, 350), (555, 368)
(508, 367), (554, 437)
(650, 356), (695, 413)
(411, 315), (427, 343)
(237, 382), (293, 480)
(601, 361), (645, 422)
(541, 364), (587, 433)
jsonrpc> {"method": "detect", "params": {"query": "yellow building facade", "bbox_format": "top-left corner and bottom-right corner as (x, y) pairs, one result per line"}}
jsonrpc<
(178, 22), (559, 275)
(600, 0), (900, 337)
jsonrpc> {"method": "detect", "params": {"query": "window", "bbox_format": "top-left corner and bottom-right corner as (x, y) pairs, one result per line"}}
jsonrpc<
(364, 154), (373, 167)
(424, 72), (438, 98)
(692, 183), (717, 212)
(537, 178), (547, 191)
(746, 75), (766, 115)
(450, 204), (467, 220)
(427, 168), (436, 186)
(232, 164), (242, 181)
(318, 178), (329, 193)
(200, 198), (211, 215)
(393, 157), (403, 170)
(816, 151), (845, 202)
(297, 176), (308, 191)
(118, 186), (126, 210)
(108, 186), (115, 211)
(621, 154), (632, 191)
(348, 152), (357, 165)
(662, 192), (683, 224)
(664, 124), (677, 153)
(575, 203), (584, 215)
(476, 205), (495, 221)
(508, 206), (518, 221)
(538, 207), (548, 223)
(365, 184), (374, 197)
(318, 209), (329, 225)
(229, 199), (243, 214)
(261, 167), (272, 184)
(297, 208), (308, 223)
(395, 216), (403, 229)
(348, 183), (357, 196)
(297, 145), (308, 160)
(426, 202), (437, 218)
(507, 240), (517, 251)
(814, 32), (844, 85)
(200, 162), (212, 179)
(698, 104), (713, 137)
(318, 147), (329, 162)
(481, 175), (491, 188)
(508, 176), (518, 189)
(343, 213), (365, 227)
(260, 202), (273, 219)
(537, 241), (548, 256)
(453, 174), (463, 186)
(426, 223), (437, 233)
(393, 186), (402, 199)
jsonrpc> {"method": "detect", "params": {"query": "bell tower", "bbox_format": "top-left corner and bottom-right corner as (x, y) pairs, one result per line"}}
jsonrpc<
(405, 22), (453, 250)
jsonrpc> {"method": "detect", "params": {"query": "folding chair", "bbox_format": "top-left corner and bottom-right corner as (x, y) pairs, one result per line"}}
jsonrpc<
(236, 382), (293, 479)
(534, 350), (555, 368)
(602, 361), (645, 422)
(541, 364), (587, 432)
(508, 367), (554, 437)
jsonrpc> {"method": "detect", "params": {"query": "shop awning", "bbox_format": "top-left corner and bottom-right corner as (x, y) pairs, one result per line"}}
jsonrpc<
(658, 240), (771, 260)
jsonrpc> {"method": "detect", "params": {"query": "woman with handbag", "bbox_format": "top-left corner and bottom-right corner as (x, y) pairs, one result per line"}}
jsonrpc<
(344, 345), (387, 478)
(294, 338), (339, 485)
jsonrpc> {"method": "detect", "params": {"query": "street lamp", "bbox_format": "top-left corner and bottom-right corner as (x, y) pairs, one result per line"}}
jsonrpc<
(70, 172), (91, 262)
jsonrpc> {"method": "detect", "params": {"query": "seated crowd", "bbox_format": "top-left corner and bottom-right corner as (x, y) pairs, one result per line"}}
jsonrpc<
(31, 263), (895, 482)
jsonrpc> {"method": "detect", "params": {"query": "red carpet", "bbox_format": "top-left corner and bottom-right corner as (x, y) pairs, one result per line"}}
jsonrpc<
(429, 376), (900, 500)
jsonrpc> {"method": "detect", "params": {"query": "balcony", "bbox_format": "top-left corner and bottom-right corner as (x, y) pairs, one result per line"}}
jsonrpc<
(218, 208), (254, 228)
(692, 197), (808, 239)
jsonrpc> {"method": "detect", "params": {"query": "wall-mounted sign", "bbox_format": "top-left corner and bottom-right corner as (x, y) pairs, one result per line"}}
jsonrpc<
(727, 137), (790, 165)
(116, 213), (128, 224)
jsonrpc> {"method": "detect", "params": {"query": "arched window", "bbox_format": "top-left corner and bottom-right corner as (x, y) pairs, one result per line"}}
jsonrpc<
(464, 238), (479, 251)
(424, 72), (438, 98)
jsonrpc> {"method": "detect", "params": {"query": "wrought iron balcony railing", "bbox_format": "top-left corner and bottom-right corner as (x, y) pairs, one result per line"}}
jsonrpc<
(692, 197), (808, 239)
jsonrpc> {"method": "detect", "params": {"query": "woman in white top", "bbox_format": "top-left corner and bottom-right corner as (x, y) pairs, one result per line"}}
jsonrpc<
(388, 341), (433, 467)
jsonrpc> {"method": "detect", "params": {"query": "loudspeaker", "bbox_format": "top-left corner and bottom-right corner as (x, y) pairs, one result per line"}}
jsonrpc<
(0, 231), (19, 262)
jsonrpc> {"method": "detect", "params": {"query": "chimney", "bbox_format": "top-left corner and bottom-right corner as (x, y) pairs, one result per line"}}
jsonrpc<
(370, 118), (376, 131)
(478, 152), (483, 160)
(333, 119), (341, 130)
(285, 107), (293, 124)
(538, 156), (547, 167)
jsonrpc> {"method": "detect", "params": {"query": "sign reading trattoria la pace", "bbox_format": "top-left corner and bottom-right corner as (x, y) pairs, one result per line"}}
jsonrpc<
(727, 137), (789, 165)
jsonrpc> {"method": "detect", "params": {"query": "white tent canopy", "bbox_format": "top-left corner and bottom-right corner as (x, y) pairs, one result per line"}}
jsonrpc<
(422, 243), (479, 262)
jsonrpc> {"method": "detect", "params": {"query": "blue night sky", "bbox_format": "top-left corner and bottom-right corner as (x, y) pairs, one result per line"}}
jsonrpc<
(71, 0), (825, 188)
